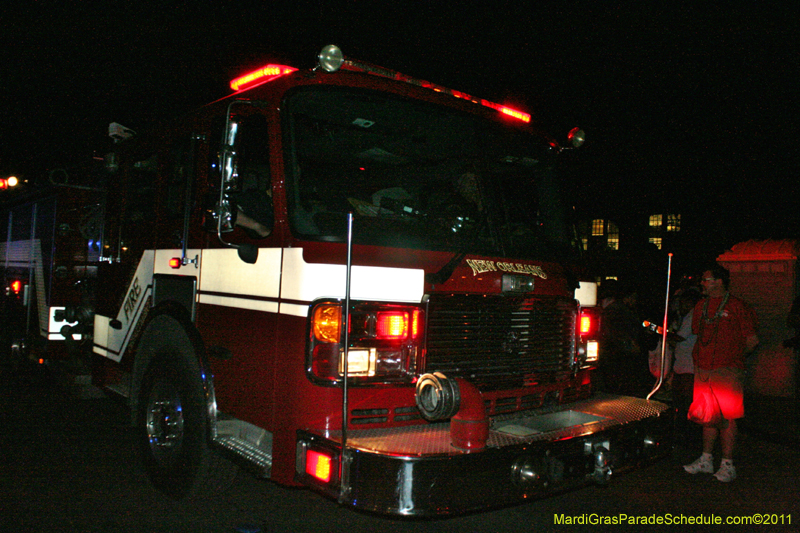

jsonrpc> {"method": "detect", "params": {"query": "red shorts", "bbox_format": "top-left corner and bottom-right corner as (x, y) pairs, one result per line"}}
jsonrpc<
(694, 367), (744, 420)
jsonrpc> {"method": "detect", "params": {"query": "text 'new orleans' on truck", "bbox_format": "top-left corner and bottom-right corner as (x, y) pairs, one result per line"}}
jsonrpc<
(4, 45), (672, 515)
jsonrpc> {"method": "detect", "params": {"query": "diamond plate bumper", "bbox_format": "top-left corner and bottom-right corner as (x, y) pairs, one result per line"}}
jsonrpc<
(296, 394), (674, 515)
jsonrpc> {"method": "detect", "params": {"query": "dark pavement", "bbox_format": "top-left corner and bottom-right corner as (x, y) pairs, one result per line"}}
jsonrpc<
(2, 359), (798, 533)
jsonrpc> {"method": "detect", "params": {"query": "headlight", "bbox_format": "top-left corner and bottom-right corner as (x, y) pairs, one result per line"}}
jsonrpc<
(307, 300), (424, 384)
(585, 340), (599, 363)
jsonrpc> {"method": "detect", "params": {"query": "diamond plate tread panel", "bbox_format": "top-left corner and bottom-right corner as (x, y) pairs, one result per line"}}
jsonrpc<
(322, 394), (670, 457)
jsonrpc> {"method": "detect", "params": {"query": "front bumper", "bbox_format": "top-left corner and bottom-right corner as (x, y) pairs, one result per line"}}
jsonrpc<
(296, 394), (673, 516)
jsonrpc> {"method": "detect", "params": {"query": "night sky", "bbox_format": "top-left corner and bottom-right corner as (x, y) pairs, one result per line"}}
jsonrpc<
(3, 3), (798, 256)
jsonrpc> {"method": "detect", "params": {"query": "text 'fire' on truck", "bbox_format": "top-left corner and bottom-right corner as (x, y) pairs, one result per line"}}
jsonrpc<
(0, 45), (672, 516)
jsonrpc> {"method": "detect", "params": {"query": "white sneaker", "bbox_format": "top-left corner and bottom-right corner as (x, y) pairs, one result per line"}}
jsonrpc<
(683, 455), (713, 474)
(714, 462), (736, 482)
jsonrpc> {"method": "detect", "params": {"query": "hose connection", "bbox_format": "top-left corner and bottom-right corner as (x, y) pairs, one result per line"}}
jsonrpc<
(415, 373), (489, 451)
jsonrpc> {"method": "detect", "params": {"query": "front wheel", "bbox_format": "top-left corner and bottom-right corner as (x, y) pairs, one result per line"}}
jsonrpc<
(136, 349), (235, 499)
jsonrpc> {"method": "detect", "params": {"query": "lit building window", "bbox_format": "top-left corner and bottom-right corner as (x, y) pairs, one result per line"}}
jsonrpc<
(649, 214), (663, 228)
(649, 237), (662, 249)
(581, 237), (589, 251)
(607, 221), (619, 250)
(592, 219), (604, 236)
(667, 214), (681, 232)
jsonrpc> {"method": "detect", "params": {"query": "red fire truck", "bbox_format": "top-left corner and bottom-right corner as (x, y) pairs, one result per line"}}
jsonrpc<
(1, 172), (99, 366)
(2, 45), (671, 515)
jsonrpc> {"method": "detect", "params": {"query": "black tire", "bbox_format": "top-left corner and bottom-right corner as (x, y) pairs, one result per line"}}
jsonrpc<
(135, 324), (236, 499)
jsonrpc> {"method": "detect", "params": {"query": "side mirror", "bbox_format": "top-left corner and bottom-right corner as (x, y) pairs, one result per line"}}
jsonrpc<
(237, 243), (258, 264)
(220, 147), (240, 192)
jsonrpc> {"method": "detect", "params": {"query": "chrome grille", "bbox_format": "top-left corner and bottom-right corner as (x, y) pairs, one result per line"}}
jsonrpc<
(424, 294), (577, 389)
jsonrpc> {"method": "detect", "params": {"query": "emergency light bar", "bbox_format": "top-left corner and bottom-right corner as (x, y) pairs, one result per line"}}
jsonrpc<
(230, 64), (298, 92)
(228, 47), (532, 123)
(341, 60), (531, 123)
(318, 45), (532, 123)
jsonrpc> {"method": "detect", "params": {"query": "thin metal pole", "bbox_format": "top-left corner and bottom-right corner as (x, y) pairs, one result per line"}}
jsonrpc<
(647, 253), (673, 401)
(3, 211), (11, 271)
(26, 204), (38, 335)
(339, 212), (353, 503)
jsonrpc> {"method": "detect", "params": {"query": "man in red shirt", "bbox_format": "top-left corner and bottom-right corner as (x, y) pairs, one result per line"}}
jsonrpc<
(683, 265), (758, 482)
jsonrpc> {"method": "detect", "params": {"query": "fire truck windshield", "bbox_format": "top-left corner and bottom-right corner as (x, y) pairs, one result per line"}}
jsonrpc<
(285, 87), (574, 260)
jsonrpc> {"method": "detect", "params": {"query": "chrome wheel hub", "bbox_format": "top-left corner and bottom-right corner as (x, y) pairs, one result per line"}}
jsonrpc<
(145, 378), (185, 464)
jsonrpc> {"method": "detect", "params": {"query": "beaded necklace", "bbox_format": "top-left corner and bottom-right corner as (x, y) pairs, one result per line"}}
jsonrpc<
(702, 292), (730, 324)
(698, 291), (729, 349)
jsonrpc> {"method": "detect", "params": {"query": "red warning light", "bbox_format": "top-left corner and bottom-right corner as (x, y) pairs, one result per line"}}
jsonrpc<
(10, 280), (22, 294)
(578, 309), (600, 338)
(335, 56), (532, 123)
(168, 258), (182, 269)
(480, 100), (531, 123)
(499, 106), (531, 123)
(306, 449), (333, 483)
(376, 311), (408, 339)
(230, 64), (298, 92)
(580, 314), (593, 335)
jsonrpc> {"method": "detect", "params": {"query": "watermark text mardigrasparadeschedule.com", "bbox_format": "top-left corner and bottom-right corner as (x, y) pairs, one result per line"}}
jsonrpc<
(554, 513), (792, 527)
